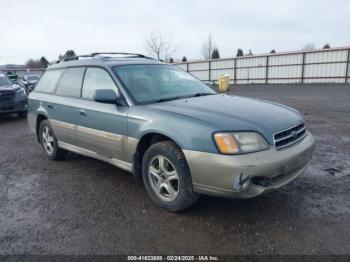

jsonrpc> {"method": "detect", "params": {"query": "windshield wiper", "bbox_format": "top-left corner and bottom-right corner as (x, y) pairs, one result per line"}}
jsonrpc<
(191, 92), (215, 97)
(154, 93), (214, 103)
(155, 96), (184, 103)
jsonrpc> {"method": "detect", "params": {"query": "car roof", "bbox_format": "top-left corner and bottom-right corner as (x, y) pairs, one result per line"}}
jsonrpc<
(48, 55), (164, 70)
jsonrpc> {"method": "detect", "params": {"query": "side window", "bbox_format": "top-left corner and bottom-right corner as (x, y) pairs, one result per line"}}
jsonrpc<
(34, 69), (64, 93)
(82, 68), (118, 100)
(55, 67), (85, 97)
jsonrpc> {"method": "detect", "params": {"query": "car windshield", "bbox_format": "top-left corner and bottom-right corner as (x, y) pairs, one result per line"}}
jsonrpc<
(0, 76), (12, 87)
(27, 75), (40, 81)
(113, 64), (215, 104)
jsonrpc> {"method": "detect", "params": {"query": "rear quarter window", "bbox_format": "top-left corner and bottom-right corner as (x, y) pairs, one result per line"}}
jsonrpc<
(34, 69), (64, 93)
(55, 67), (85, 98)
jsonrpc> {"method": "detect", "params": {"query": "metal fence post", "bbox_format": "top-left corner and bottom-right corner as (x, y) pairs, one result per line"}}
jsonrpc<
(265, 55), (269, 84)
(301, 52), (306, 83)
(186, 63), (189, 72)
(345, 49), (350, 83)
(208, 60), (211, 82)
(233, 58), (237, 84)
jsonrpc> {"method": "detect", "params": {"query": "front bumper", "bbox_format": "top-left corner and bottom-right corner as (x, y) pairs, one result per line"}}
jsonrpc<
(0, 100), (27, 115)
(183, 132), (316, 198)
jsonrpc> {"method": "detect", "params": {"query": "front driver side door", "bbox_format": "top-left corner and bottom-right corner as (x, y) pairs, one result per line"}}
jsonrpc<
(76, 67), (128, 161)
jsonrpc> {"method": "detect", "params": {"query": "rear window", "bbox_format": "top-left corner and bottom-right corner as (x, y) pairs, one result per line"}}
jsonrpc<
(55, 67), (85, 97)
(27, 75), (40, 81)
(34, 69), (64, 93)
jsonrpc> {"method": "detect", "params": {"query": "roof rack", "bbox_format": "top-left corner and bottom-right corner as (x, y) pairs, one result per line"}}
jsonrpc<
(50, 52), (154, 65)
(90, 52), (151, 58)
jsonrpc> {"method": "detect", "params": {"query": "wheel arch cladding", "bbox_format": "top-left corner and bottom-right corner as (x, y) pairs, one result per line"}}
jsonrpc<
(133, 132), (183, 178)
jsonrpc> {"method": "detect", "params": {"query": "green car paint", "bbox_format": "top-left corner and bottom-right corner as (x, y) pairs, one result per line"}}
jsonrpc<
(28, 55), (315, 198)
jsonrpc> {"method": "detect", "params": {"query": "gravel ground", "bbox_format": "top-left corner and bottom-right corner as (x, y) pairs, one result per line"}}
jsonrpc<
(0, 84), (349, 255)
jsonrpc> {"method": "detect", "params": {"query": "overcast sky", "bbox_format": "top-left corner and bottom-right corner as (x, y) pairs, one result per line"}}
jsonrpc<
(1, 0), (349, 64)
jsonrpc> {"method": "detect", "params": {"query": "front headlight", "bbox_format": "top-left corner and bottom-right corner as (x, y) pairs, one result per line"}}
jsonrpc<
(214, 132), (269, 154)
(16, 88), (26, 96)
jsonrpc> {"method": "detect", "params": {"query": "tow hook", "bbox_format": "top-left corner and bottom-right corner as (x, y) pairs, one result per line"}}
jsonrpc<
(233, 173), (251, 192)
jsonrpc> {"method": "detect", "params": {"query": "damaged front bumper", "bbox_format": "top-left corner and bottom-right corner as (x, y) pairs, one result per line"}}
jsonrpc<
(183, 132), (316, 198)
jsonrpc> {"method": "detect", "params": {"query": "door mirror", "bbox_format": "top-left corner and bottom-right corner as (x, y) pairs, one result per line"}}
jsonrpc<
(94, 89), (119, 104)
(203, 81), (216, 89)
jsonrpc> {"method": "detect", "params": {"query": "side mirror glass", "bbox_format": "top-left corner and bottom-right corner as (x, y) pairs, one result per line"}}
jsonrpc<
(94, 89), (119, 104)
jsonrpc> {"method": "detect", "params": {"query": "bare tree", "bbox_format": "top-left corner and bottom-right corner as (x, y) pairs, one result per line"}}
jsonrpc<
(144, 31), (176, 61)
(201, 33), (215, 60)
(302, 43), (316, 51)
(25, 58), (43, 68)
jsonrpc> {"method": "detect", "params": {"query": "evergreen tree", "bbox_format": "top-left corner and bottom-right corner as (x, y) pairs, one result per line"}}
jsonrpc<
(40, 57), (49, 68)
(211, 47), (220, 59)
(65, 50), (76, 57)
(236, 48), (244, 57)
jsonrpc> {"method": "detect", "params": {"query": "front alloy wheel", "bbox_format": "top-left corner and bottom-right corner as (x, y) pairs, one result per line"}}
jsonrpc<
(142, 141), (199, 212)
(148, 155), (179, 201)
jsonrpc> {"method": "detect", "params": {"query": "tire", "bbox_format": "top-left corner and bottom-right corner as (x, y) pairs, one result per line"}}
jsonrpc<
(39, 120), (67, 160)
(17, 111), (27, 118)
(142, 141), (199, 212)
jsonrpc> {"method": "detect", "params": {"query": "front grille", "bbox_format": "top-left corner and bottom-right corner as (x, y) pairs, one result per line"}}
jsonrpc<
(274, 123), (306, 150)
(0, 95), (12, 103)
(0, 93), (15, 109)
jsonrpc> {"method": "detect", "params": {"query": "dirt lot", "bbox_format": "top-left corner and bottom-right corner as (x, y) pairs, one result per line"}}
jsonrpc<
(0, 84), (349, 255)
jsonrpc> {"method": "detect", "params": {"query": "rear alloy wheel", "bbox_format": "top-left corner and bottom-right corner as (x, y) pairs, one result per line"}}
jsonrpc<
(42, 125), (55, 155)
(39, 120), (66, 160)
(142, 141), (199, 212)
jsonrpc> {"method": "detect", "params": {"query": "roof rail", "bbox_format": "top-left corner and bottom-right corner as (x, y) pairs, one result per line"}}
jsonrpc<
(90, 52), (154, 59)
(49, 52), (154, 65)
(63, 54), (92, 61)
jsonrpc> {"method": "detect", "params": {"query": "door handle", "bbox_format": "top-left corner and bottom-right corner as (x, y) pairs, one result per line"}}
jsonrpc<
(47, 104), (53, 109)
(79, 109), (87, 116)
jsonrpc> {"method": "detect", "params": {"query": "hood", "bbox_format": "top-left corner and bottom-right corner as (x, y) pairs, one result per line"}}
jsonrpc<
(27, 80), (38, 84)
(147, 94), (304, 144)
(0, 84), (21, 94)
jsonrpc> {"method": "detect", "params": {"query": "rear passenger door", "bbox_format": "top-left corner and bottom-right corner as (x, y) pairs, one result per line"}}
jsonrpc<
(76, 67), (128, 160)
(49, 67), (85, 146)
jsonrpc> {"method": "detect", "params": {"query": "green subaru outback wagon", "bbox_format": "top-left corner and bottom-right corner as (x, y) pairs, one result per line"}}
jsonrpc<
(28, 53), (315, 211)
